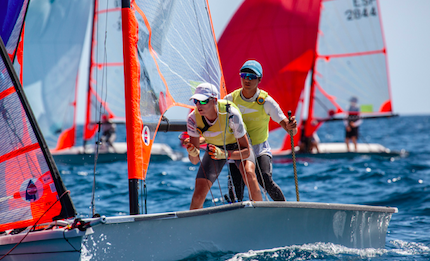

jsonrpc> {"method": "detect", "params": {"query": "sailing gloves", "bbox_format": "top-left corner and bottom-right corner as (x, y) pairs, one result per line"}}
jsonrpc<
(186, 143), (200, 157)
(208, 144), (227, 160)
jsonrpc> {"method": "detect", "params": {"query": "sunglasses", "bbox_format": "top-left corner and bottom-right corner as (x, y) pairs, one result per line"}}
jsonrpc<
(239, 72), (258, 80)
(193, 98), (211, 105)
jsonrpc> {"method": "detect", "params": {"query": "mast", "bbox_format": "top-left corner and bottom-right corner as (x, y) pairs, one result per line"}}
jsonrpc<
(121, 0), (144, 215)
(83, 0), (98, 148)
(306, 52), (317, 137)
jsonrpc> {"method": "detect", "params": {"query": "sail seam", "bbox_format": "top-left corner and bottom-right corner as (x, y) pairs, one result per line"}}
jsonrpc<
(0, 143), (39, 164)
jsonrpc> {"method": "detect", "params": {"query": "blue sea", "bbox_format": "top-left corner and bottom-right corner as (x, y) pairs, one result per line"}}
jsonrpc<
(58, 115), (430, 260)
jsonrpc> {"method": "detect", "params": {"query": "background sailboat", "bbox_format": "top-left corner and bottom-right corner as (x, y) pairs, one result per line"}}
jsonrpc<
(18, 0), (181, 165)
(217, 0), (404, 158)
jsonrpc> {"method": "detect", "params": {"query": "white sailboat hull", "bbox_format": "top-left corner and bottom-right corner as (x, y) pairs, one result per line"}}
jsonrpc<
(0, 228), (90, 261)
(273, 142), (407, 159)
(84, 201), (396, 260)
(52, 142), (182, 165)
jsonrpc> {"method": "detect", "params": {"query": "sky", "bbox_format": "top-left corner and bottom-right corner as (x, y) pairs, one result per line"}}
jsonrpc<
(206, 0), (430, 116)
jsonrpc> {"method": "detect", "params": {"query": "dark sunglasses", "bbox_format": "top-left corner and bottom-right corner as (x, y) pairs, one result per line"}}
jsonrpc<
(239, 72), (258, 80)
(193, 98), (211, 105)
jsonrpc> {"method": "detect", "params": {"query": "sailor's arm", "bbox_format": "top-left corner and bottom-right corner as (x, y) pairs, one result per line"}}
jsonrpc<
(264, 96), (298, 135)
(187, 136), (201, 165)
(227, 135), (250, 159)
(279, 116), (298, 136)
(186, 111), (201, 164)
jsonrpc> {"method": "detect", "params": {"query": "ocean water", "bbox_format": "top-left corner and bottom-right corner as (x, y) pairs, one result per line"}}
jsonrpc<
(58, 115), (430, 260)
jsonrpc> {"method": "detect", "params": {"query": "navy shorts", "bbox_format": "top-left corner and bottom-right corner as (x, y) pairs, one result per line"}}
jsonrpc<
(346, 127), (359, 138)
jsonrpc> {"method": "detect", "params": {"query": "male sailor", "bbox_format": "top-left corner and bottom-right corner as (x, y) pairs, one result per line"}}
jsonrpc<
(344, 96), (362, 152)
(224, 60), (297, 202)
(186, 83), (262, 210)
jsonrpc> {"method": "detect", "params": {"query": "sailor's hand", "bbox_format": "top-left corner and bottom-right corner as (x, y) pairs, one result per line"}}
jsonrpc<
(186, 143), (200, 157)
(287, 116), (297, 130)
(208, 144), (227, 160)
(181, 137), (190, 146)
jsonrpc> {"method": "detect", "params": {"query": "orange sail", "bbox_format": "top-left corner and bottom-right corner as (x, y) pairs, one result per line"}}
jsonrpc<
(121, 0), (225, 184)
(0, 35), (75, 232)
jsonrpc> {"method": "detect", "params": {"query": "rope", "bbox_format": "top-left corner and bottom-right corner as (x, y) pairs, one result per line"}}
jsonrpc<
(90, 0), (111, 217)
(254, 154), (270, 201)
(288, 111), (300, 202)
(221, 102), (253, 201)
(0, 191), (72, 260)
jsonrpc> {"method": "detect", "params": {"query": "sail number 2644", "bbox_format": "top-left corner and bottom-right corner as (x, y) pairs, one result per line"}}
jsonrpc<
(345, 0), (377, 21)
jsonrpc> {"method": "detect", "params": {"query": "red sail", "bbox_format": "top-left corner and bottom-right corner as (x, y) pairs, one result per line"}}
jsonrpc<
(218, 0), (322, 149)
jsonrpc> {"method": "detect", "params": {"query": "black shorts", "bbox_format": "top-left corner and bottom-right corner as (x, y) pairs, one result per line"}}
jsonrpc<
(346, 127), (359, 138)
(196, 143), (244, 184)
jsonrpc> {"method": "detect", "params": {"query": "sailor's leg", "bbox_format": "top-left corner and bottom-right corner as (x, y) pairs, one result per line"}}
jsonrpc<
(190, 150), (224, 209)
(228, 162), (245, 202)
(237, 160), (262, 201)
(352, 136), (358, 152)
(190, 178), (213, 209)
(256, 155), (285, 201)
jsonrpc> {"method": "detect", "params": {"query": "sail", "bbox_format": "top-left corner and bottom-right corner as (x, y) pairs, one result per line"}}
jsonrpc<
(84, 0), (125, 141)
(307, 0), (393, 135)
(0, 37), (76, 232)
(217, 0), (321, 150)
(122, 0), (225, 181)
(19, 0), (92, 150)
(0, 0), (29, 60)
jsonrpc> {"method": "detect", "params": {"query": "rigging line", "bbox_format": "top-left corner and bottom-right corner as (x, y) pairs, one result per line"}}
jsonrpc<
(221, 102), (252, 201)
(0, 190), (71, 260)
(62, 227), (80, 252)
(253, 151), (270, 201)
(144, 180), (148, 214)
(91, 0), (111, 217)
(220, 103), (235, 203)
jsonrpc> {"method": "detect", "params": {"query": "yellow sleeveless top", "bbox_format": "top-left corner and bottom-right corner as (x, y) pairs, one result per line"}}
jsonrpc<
(195, 100), (240, 146)
(231, 89), (269, 145)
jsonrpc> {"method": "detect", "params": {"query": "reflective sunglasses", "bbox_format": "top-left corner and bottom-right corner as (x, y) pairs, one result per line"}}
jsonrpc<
(239, 72), (258, 80)
(193, 98), (211, 105)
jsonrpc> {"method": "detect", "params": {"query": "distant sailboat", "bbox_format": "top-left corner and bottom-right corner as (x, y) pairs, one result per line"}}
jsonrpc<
(218, 0), (405, 158)
(18, 0), (181, 165)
